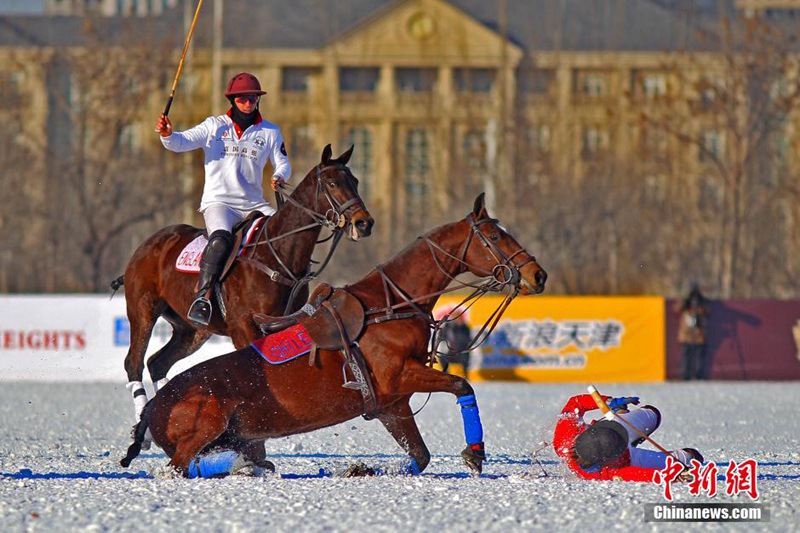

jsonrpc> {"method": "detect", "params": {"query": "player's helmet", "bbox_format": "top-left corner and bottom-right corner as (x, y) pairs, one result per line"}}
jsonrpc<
(573, 420), (628, 466)
(224, 72), (266, 97)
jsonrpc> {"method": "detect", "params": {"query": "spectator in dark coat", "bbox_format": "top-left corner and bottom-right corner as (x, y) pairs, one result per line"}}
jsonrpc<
(676, 284), (711, 380)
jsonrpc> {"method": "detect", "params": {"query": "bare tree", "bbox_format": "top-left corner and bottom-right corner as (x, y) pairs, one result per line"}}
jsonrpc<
(0, 20), (189, 292)
(636, 14), (800, 297)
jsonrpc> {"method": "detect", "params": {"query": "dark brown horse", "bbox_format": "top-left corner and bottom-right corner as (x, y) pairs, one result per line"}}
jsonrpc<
(121, 194), (546, 477)
(117, 145), (373, 424)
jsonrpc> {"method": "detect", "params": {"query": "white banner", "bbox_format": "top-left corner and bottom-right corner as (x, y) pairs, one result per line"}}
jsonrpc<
(0, 295), (235, 381)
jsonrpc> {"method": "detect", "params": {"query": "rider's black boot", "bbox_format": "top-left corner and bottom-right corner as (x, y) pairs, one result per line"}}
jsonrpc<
(188, 230), (233, 326)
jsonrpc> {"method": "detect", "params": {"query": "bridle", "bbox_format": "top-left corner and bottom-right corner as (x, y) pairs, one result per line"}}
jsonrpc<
(275, 163), (365, 233)
(239, 162), (367, 308)
(366, 213), (538, 351)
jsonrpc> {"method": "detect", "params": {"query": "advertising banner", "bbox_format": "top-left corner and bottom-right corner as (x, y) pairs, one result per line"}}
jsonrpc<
(436, 295), (665, 383)
(0, 295), (234, 381)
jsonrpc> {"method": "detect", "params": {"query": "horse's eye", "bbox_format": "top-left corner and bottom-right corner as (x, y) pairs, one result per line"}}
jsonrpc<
(490, 233), (499, 241)
(328, 181), (336, 188)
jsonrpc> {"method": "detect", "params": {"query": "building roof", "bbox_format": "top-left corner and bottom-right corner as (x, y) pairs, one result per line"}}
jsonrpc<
(0, 0), (773, 54)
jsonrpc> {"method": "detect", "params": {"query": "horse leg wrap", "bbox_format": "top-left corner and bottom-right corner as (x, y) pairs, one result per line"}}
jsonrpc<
(187, 450), (240, 479)
(456, 394), (484, 446)
(126, 381), (148, 421)
(401, 457), (421, 476)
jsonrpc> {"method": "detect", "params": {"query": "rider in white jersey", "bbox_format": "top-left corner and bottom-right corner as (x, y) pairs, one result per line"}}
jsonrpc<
(155, 72), (291, 326)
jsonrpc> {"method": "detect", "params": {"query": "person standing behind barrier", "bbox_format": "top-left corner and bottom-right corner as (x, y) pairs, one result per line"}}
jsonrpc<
(155, 72), (291, 326)
(437, 316), (473, 375)
(676, 284), (710, 380)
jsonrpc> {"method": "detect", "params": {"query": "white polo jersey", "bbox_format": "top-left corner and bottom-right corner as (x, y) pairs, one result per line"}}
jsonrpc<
(161, 112), (291, 212)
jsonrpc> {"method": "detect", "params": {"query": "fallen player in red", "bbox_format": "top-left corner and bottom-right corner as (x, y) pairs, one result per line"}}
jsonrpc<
(553, 393), (703, 482)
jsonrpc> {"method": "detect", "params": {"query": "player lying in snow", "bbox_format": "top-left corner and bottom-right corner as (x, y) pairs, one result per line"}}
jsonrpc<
(553, 394), (703, 482)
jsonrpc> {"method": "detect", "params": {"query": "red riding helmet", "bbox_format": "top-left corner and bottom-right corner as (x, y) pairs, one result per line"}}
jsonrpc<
(224, 72), (267, 97)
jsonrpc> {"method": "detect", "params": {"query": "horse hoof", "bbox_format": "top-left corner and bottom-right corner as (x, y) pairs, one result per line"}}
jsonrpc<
(340, 461), (376, 477)
(461, 443), (486, 474)
(255, 459), (276, 473)
(230, 459), (275, 477)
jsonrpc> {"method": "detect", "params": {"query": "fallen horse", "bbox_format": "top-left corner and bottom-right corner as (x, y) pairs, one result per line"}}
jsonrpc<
(121, 194), (547, 477)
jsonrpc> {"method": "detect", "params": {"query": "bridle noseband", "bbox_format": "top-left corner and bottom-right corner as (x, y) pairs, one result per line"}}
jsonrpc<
(276, 163), (365, 232)
(425, 214), (537, 293)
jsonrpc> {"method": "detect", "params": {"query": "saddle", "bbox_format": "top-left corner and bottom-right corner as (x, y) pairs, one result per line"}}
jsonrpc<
(254, 283), (365, 350)
(220, 211), (267, 280)
(253, 283), (376, 418)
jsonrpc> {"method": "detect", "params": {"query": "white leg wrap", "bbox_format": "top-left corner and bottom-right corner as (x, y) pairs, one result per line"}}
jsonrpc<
(126, 381), (148, 422)
(153, 378), (169, 393)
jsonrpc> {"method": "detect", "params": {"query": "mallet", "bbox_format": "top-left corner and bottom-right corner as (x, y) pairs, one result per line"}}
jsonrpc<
(162, 0), (205, 118)
(587, 385), (678, 459)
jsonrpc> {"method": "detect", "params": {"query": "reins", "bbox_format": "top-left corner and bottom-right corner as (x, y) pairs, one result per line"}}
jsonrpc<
(364, 214), (533, 365)
(239, 163), (365, 309)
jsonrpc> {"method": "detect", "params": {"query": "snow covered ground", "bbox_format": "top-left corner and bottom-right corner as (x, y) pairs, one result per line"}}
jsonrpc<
(0, 381), (797, 532)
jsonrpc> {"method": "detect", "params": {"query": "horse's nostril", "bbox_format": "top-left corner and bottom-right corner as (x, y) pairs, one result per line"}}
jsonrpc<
(356, 218), (374, 234)
(536, 270), (547, 286)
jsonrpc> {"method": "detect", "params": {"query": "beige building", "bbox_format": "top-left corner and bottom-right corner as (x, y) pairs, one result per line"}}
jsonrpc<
(1, 0), (798, 294)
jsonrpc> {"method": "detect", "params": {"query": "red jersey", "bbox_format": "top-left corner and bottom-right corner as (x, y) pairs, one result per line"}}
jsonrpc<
(553, 394), (657, 482)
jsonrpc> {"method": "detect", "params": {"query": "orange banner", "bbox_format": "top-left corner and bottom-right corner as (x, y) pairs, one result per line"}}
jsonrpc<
(434, 296), (665, 382)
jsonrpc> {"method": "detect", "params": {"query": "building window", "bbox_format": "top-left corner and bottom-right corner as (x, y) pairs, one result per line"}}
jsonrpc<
(339, 67), (380, 92)
(395, 68), (437, 93)
(518, 68), (554, 95)
(526, 125), (551, 154)
(575, 71), (608, 97)
(0, 71), (23, 105)
(697, 76), (724, 108)
(632, 70), (666, 98)
(342, 126), (373, 197)
(405, 127), (429, 225)
(454, 68), (495, 93)
(581, 126), (608, 160)
(463, 129), (486, 171)
(287, 124), (316, 169)
(700, 130), (724, 163)
(282, 67), (320, 93)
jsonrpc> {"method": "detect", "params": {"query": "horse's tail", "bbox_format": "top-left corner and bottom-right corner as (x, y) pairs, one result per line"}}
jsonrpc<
(109, 275), (124, 298)
(120, 402), (150, 468)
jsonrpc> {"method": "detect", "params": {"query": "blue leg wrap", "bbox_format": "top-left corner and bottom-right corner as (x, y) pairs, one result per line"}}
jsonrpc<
(401, 457), (421, 476)
(456, 394), (483, 445)
(187, 450), (239, 479)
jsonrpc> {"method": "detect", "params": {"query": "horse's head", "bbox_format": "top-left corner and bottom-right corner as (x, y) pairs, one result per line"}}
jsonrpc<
(310, 144), (374, 241)
(458, 193), (547, 295)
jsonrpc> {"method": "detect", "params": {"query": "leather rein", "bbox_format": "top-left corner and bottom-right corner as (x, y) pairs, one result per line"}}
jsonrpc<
(238, 164), (365, 306)
(365, 214), (537, 365)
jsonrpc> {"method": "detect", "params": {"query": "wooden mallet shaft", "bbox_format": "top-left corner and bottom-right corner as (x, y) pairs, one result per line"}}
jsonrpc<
(163, 0), (205, 117)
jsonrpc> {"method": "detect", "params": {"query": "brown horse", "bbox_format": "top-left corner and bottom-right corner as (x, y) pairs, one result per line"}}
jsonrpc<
(117, 145), (373, 424)
(120, 194), (546, 477)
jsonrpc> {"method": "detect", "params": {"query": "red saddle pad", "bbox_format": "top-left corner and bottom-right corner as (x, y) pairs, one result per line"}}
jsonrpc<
(251, 324), (313, 364)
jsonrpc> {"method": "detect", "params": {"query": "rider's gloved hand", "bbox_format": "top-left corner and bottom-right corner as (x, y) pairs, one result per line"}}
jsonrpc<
(607, 396), (640, 411)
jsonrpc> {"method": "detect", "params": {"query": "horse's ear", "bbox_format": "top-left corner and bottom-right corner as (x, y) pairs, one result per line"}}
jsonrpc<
(321, 144), (333, 165)
(338, 144), (354, 165)
(472, 193), (488, 218)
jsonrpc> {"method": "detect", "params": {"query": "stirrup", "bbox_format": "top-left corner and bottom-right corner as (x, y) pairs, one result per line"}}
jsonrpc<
(187, 297), (212, 326)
